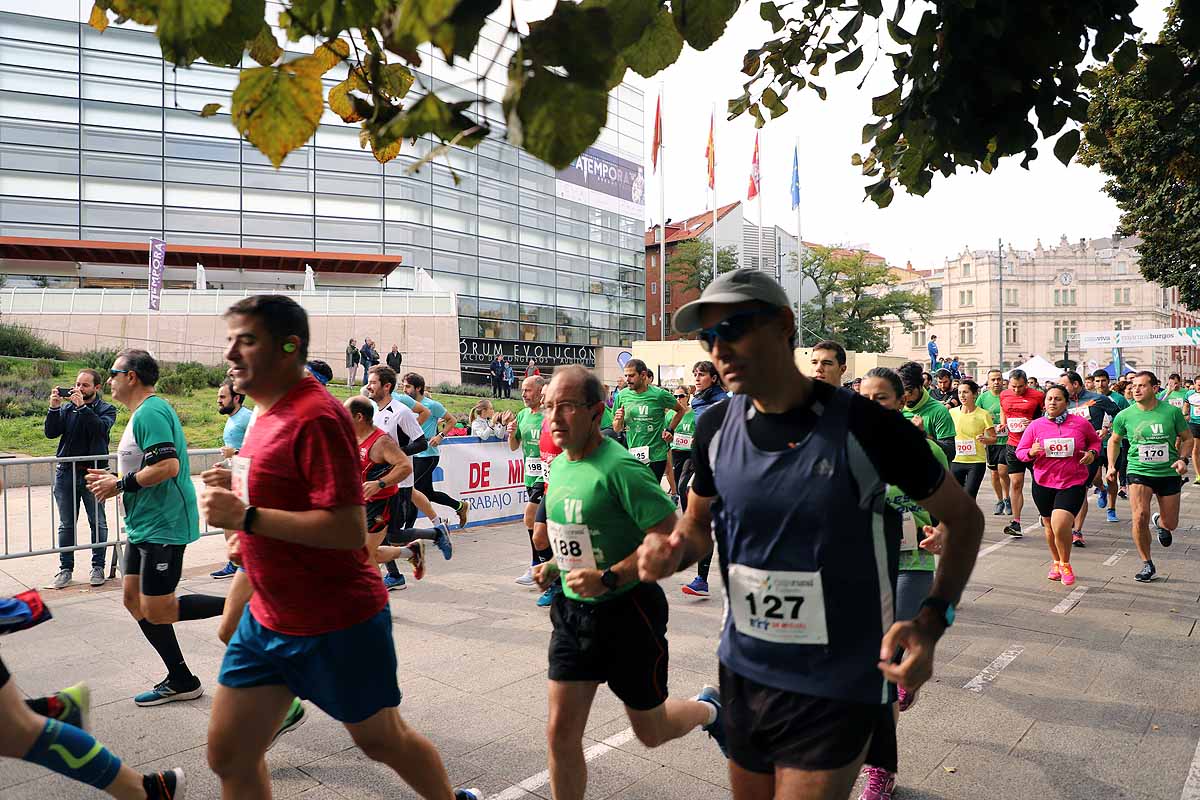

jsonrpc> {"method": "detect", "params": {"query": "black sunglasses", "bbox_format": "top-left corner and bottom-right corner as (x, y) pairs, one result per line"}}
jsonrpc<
(698, 308), (776, 350)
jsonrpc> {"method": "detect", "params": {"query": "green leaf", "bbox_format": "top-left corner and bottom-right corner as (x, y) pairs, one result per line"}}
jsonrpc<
(886, 19), (912, 44)
(872, 86), (901, 116)
(861, 0), (883, 16)
(1143, 46), (1184, 94)
(514, 69), (607, 168)
(231, 61), (324, 168)
(1053, 128), (1080, 166)
(249, 22), (282, 66)
(157, 0), (231, 65)
(199, 102), (221, 116)
(760, 1), (785, 33)
(672, 0), (739, 51)
(431, 0), (504, 63)
(861, 119), (884, 144)
(1079, 69), (1100, 90)
(835, 46), (863, 74)
(622, 7), (684, 78)
(584, 0), (658, 51)
(867, 179), (894, 207)
(810, 82), (827, 101)
(838, 10), (864, 42)
(1111, 39), (1138, 74)
(762, 86), (788, 117)
(184, 0), (266, 69)
(380, 0), (459, 63)
(525, 1), (615, 86)
(378, 63), (415, 99)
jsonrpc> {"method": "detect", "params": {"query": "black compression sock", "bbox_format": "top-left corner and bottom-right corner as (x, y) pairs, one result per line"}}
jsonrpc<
(385, 560), (403, 578)
(177, 594), (225, 621)
(535, 547), (553, 564)
(528, 529), (538, 564)
(137, 620), (192, 684)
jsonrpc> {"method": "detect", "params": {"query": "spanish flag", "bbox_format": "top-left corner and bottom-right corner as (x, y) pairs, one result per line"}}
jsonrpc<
(705, 111), (715, 189)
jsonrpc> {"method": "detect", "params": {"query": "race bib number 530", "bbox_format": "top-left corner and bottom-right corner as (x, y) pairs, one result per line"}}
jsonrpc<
(727, 564), (828, 645)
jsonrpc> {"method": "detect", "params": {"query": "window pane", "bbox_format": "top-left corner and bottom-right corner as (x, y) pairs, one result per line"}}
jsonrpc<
(2, 90), (79, 124)
(166, 182), (238, 210)
(2, 118), (78, 150)
(1, 143), (77, 175)
(317, 192), (381, 219)
(1, 170), (77, 199)
(243, 212), (313, 239)
(82, 201), (161, 231)
(317, 217), (382, 241)
(0, 197), (76, 226)
(165, 206), (238, 234)
(478, 236), (517, 262)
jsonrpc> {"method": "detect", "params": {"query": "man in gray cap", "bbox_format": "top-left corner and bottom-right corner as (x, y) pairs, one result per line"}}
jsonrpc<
(635, 269), (983, 800)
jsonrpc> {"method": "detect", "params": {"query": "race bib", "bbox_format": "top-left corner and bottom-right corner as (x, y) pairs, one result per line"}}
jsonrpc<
(547, 521), (597, 571)
(1045, 437), (1075, 458)
(1138, 443), (1170, 464)
(629, 445), (651, 463)
(727, 564), (829, 645)
(230, 455), (251, 505)
(996, 424), (1009, 437)
(1068, 406), (1090, 419)
(524, 457), (545, 478)
(954, 439), (978, 457)
(1007, 417), (1030, 433)
(672, 433), (693, 449)
(1171, 398), (1186, 409)
(900, 511), (921, 552)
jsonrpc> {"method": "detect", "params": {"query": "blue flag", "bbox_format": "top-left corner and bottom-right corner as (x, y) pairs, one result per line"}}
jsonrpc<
(790, 145), (800, 210)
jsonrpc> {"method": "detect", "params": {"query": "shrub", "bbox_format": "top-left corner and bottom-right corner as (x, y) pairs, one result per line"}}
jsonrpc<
(78, 349), (120, 371)
(157, 374), (187, 395)
(0, 323), (64, 360)
(434, 382), (492, 398)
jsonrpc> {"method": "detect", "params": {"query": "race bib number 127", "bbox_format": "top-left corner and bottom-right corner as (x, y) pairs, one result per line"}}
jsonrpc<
(727, 564), (829, 645)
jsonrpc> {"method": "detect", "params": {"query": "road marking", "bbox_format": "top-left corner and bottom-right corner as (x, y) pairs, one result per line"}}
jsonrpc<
(1181, 733), (1200, 800)
(1103, 548), (1129, 566)
(1051, 585), (1089, 614)
(962, 645), (1025, 693)
(978, 522), (1040, 558)
(486, 727), (636, 800)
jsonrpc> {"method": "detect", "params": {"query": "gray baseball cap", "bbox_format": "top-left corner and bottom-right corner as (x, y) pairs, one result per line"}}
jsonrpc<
(673, 269), (792, 334)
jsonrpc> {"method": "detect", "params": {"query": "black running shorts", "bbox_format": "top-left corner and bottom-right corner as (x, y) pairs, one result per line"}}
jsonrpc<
(121, 541), (186, 597)
(528, 482), (546, 505)
(1128, 473), (1183, 497)
(1189, 423), (1200, 439)
(1004, 444), (1029, 474)
(548, 582), (669, 711)
(1031, 481), (1088, 519)
(720, 664), (897, 774)
(985, 443), (1007, 471)
(365, 496), (392, 534)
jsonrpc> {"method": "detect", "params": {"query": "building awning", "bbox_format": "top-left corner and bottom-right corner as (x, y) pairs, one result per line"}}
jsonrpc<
(0, 237), (401, 276)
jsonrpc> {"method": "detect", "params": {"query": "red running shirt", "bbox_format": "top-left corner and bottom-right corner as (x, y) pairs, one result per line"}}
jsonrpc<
(359, 427), (399, 501)
(237, 376), (387, 635)
(999, 388), (1045, 446)
(539, 415), (562, 486)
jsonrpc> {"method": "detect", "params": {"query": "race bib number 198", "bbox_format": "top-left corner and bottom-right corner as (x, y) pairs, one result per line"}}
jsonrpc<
(524, 457), (545, 478)
(727, 564), (829, 645)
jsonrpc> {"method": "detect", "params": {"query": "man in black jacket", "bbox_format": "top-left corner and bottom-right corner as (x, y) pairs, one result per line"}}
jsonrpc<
(489, 356), (505, 398)
(44, 368), (117, 589)
(386, 344), (403, 372)
(360, 338), (379, 385)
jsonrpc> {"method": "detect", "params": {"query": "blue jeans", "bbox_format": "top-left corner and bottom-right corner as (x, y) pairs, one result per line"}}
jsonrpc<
(52, 464), (109, 570)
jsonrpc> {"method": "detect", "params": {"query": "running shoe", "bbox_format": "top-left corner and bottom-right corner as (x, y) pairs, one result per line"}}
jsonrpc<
(1152, 512), (1172, 547)
(694, 685), (728, 757)
(536, 582), (562, 608)
(858, 766), (896, 800)
(44, 682), (91, 730)
(383, 574), (407, 591)
(1047, 562), (1062, 581)
(134, 677), (203, 707)
(268, 699), (307, 750)
(1061, 564), (1076, 586)
(993, 500), (1005, 515)
(143, 768), (185, 800)
(456, 500), (470, 530)
(1135, 561), (1156, 582)
(433, 523), (454, 560)
(1003, 498), (1012, 515)
(1107, 509), (1119, 523)
(210, 562), (238, 579)
(515, 566), (536, 586)
(1193, 478), (1200, 486)
(1097, 491), (1107, 509)
(408, 541), (426, 581)
(1003, 520), (1024, 537)
(1119, 489), (1128, 500)
(1072, 531), (1086, 547)
(681, 576), (710, 597)
(897, 685), (918, 712)
(454, 791), (481, 800)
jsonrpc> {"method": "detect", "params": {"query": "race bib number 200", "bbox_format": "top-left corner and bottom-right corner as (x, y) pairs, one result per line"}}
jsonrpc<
(727, 564), (829, 645)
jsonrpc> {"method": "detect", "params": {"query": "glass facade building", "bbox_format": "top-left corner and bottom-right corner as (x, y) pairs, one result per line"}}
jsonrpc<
(0, 3), (647, 348)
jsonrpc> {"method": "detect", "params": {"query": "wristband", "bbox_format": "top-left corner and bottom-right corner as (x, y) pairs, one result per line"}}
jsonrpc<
(242, 506), (258, 535)
(120, 471), (141, 493)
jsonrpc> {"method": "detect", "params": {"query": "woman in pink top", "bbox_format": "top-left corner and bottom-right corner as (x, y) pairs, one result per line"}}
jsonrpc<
(1015, 385), (1102, 586)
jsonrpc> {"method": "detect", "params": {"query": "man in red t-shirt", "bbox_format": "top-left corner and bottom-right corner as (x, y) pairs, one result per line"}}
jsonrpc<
(999, 368), (1045, 537)
(199, 295), (478, 800)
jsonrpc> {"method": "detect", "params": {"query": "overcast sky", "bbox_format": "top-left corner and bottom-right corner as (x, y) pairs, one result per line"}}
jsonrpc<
(631, 2), (1168, 268)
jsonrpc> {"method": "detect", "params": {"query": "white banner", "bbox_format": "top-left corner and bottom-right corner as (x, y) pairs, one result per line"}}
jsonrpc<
(1080, 327), (1200, 349)
(424, 437), (529, 527)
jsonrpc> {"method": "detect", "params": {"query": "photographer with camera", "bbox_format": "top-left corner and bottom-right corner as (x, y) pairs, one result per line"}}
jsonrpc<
(45, 369), (117, 589)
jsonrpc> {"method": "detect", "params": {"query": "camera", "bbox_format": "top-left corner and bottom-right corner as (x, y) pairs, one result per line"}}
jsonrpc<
(56, 387), (74, 398)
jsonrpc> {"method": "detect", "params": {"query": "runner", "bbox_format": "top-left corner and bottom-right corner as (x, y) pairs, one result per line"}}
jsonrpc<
(897, 361), (956, 461)
(510, 375), (553, 586)
(1107, 370), (1194, 582)
(84, 349), (226, 707)
(948, 379), (996, 499)
(999, 369), (1045, 537)
(639, 270), (983, 800)
(1063, 371), (1123, 546)
(531, 409), (566, 607)
(1096, 370), (1131, 520)
(1158, 373), (1189, 410)
(402, 372), (470, 529)
(200, 295), (479, 800)
(1188, 375), (1200, 486)
(979, 369), (1010, 515)
(683, 360), (725, 598)
(666, 386), (696, 505)
(1014, 385), (1102, 587)
(612, 358), (687, 482)
(809, 340), (847, 386)
(930, 369), (960, 409)
(212, 378), (253, 580)
(532, 365), (726, 800)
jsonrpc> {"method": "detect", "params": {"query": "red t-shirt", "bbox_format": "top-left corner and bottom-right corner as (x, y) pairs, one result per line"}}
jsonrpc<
(238, 376), (387, 635)
(539, 415), (563, 486)
(1000, 387), (1045, 446)
(359, 427), (398, 501)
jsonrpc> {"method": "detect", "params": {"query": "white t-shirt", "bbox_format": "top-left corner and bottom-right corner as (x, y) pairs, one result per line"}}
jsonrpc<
(373, 400), (423, 488)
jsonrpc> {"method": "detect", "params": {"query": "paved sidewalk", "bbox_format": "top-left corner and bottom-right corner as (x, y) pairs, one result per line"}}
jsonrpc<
(1, 483), (1199, 800)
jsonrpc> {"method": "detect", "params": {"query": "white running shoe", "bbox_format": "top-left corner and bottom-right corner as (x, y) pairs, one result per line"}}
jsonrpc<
(515, 566), (536, 586)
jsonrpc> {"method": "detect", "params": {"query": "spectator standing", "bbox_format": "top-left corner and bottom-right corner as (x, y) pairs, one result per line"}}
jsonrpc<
(502, 358), (514, 399)
(386, 345), (403, 372)
(526, 359), (540, 378)
(359, 338), (379, 385)
(345, 338), (360, 386)
(489, 355), (505, 398)
(927, 333), (939, 371)
(45, 368), (116, 589)
(210, 379), (253, 580)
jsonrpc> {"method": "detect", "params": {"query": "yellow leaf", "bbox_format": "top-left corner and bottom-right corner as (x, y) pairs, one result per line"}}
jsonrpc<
(88, 2), (110, 31)
(232, 64), (323, 168)
(199, 102), (221, 117)
(313, 37), (350, 72)
(249, 23), (282, 67)
(347, 66), (369, 92)
(287, 54), (327, 77)
(943, 767), (957, 774)
(370, 138), (402, 164)
(328, 80), (364, 123)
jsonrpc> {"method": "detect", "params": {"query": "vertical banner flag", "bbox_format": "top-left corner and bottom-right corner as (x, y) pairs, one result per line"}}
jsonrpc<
(747, 132), (761, 200)
(652, 95), (663, 173)
(148, 238), (166, 311)
(705, 112), (715, 189)
(790, 144), (800, 210)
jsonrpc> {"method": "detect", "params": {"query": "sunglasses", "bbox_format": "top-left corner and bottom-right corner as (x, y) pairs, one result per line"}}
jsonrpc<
(109, 368), (130, 376)
(698, 308), (776, 350)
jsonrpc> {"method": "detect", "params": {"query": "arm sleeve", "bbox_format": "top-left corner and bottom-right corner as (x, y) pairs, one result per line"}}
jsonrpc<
(687, 401), (731, 498)
(296, 415), (364, 509)
(848, 395), (945, 501)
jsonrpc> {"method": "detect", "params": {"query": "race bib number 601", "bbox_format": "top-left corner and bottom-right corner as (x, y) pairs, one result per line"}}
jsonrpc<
(727, 564), (829, 645)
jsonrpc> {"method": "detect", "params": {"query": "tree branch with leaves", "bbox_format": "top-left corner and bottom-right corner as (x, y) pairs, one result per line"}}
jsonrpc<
(667, 240), (740, 296)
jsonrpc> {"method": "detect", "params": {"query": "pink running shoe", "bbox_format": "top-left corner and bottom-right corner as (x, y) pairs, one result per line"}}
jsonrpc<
(1061, 563), (1075, 586)
(897, 685), (918, 712)
(1047, 562), (1062, 581)
(858, 766), (896, 800)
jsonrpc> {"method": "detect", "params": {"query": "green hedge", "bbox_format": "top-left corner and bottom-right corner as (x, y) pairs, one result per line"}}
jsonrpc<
(0, 323), (64, 360)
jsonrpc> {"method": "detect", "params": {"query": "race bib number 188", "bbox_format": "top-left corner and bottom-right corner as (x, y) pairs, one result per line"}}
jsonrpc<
(727, 564), (829, 645)
(547, 521), (597, 571)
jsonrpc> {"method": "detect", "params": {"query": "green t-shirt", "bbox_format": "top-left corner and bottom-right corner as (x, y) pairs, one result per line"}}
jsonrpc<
(889, 439), (948, 573)
(1112, 400), (1189, 478)
(600, 405), (614, 430)
(545, 437), (677, 603)
(902, 389), (956, 443)
(977, 391), (1002, 426)
(1162, 388), (1190, 416)
(514, 407), (545, 488)
(116, 395), (199, 545)
(666, 409), (696, 451)
(615, 385), (677, 463)
(1109, 391), (1130, 410)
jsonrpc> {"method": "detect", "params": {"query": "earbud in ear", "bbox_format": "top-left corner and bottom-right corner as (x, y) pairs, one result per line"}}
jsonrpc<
(283, 343), (296, 353)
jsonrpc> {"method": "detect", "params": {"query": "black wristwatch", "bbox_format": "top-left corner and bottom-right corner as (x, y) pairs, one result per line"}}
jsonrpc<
(377, 479), (387, 489)
(600, 568), (620, 591)
(242, 506), (258, 535)
(918, 596), (955, 630)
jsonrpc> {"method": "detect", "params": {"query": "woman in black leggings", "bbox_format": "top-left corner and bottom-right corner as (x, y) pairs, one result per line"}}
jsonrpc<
(949, 379), (997, 499)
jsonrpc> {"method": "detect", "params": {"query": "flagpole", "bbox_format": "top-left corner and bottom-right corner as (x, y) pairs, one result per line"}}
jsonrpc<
(794, 136), (803, 338)
(758, 134), (765, 275)
(711, 102), (717, 283)
(658, 83), (666, 341)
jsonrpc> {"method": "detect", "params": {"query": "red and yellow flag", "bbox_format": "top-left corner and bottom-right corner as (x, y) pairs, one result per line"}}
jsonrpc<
(652, 95), (663, 173)
(705, 112), (715, 189)
(747, 132), (761, 200)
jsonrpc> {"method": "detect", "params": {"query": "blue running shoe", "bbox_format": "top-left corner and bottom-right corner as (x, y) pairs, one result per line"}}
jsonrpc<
(383, 574), (407, 591)
(1107, 508), (1119, 523)
(682, 577), (710, 597)
(454, 791), (481, 800)
(135, 677), (203, 707)
(1097, 491), (1107, 509)
(433, 523), (453, 560)
(210, 561), (238, 579)
(536, 582), (562, 608)
(695, 685), (728, 757)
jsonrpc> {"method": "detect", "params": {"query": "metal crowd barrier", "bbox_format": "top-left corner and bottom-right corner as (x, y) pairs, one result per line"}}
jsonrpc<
(0, 449), (228, 575)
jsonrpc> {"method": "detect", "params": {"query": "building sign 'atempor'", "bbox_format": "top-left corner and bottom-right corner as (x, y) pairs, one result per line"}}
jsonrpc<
(147, 238), (166, 311)
(459, 337), (597, 368)
(555, 147), (644, 219)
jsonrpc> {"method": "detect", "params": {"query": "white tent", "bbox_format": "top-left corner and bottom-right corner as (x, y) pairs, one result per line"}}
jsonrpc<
(195, 262), (207, 291)
(303, 264), (316, 292)
(1004, 354), (1061, 385)
(414, 267), (440, 293)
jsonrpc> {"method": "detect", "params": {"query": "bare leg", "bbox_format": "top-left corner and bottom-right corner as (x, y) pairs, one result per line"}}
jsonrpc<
(547, 681), (599, 800)
(217, 569), (254, 645)
(344, 707), (457, 799)
(1044, 517), (1062, 565)
(207, 683), (294, 800)
(1129, 484), (1153, 561)
(1010, 473), (1026, 522)
(1050, 509), (1074, 566)
(1156, 491), (1181, 530)
(729, 760), (775, 800)
(625, 698), (711, 748)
